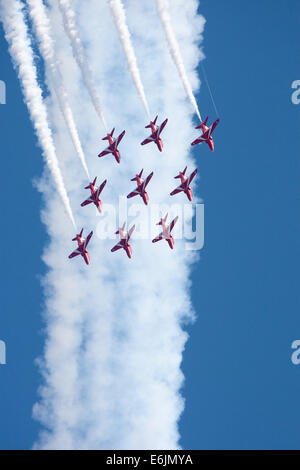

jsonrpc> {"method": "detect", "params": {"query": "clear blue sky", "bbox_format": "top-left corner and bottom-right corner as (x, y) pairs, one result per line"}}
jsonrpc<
(180, 0), (300, 450)
(0, 0), (299, 450)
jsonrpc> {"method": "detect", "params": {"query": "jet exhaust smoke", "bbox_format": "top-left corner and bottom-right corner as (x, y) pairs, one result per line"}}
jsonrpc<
(1, 0), (206, 450)
(57, 0), (107, 131)
(0, 0), (76, 228)
(27, 0), (91, 181)
(155, 0), (202, 121)
(109, 0), (150, 117)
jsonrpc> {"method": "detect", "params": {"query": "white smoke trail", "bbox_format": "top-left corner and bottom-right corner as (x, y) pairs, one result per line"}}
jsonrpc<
(155, 0), (202, 121)
(0, 0), (76, 228)
(27, 0), (91, 181)
(31, 0), (205, 450)
(109, 0), (150, 117)
(57, 0), (107, 131)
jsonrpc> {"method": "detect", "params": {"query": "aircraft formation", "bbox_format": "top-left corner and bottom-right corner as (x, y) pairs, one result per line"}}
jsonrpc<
(69, 115), (220, 264)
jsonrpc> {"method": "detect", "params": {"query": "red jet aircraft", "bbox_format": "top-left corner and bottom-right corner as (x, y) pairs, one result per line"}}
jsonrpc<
(152, 213), (178, 250)
(98, 128), (125, 163)
(170, 167), (197, 202)
(111, 222), (136, 259)
(81, 176), (107, 213)
(127, 169), (154, 205)
(191, 117), (220, 151)
(141, 115), (168, 152)
(68, 228), (93, 265)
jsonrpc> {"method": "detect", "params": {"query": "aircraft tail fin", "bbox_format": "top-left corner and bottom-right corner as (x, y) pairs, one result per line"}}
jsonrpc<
(174, 166), (187, 179)
(84, 177), (97, 189)
(131, 169), (143, 181)
(115, 221), (126, 235)
(195, 117), (208, 130)
(145, 115), (158, 128)
(157, 213), (168, 225)
(72, 228), (83, 241)
(102, 128), (115, 141)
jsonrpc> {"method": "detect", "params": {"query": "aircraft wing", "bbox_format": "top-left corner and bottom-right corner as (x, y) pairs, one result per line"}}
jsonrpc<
(191, 136), (205, 146)
(127, 224), (135, 240)
(127, 188), (139, 199)
(144, 171), (154, 188)
(141, 136), (154, 145)
(68, 249), (81, 259)
(111, 242), (123, 252)
(187, 169), (198, 185)
(81, 197), (93, 207)
(170, 187), (183, 196)
(97, 179), (107, 197)
(84, 231), (93, 249)
(98, 147), (112, 157)
(116, 130), (125, 146)
(170, 216), (179, 232)
(152, 234), (163, 243)
(158, 118), (168, 136)
(211, 118), (220, 133)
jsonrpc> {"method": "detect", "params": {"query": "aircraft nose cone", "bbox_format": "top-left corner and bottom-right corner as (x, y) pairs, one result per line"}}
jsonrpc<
(126, 245), (132, 258)
(143, 193), (149, 205)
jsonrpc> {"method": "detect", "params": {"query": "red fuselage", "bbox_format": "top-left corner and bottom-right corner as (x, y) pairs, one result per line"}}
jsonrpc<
(141, 117), (167, 152)
(111, 224), (135, 259)
(81, 178), (106, 214)
(98, 129), (125, 164)
(178, 175), (192, 201)
(75, 236), (90, 265)
(107, 135), (120, 163)
(200, 123), (214, 151)
(152, 215), (178, 250)
(135, 176), (149, 205)
(69, 229), (93, 265)
(118, 229), (132, 258)
(161, 221), (174, 249)
(149, 123), (163, 152)
(127, 170), (153, 206)
(88, 184), (102, 212)
(191, 118), (220, 152)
